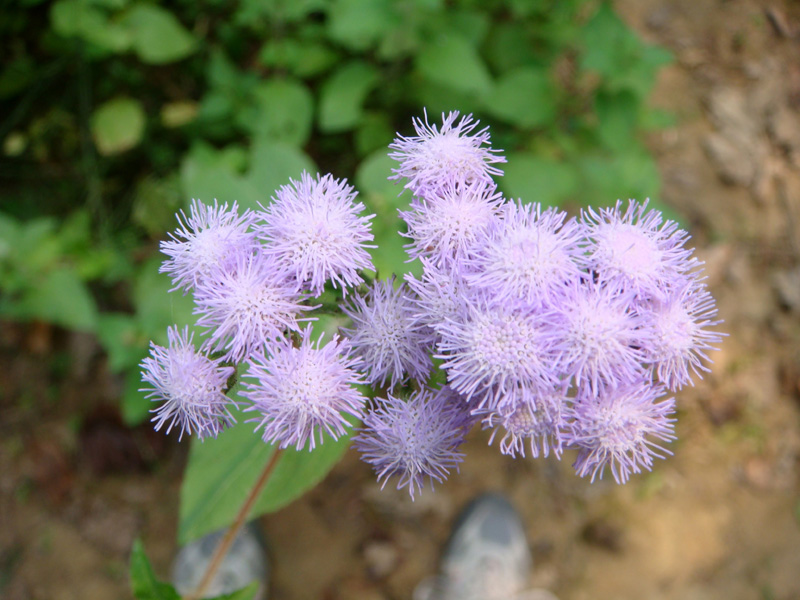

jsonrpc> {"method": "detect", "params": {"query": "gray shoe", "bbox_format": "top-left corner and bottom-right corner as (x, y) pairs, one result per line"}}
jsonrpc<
(172, 522), (269, 599)
(414, 494), (559, 600)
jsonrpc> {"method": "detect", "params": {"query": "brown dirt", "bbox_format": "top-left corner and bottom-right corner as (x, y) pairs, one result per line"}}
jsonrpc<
(3, 1), (800, 599)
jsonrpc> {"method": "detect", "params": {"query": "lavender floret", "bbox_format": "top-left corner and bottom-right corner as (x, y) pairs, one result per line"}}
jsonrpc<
(160, 199), (258, 293)
(241, 327), (367, 451)
(341, 278), (434, 390)
(257, 172), (375, 297)
(354, 386), (472, 499)
(140, 326), (235, 441)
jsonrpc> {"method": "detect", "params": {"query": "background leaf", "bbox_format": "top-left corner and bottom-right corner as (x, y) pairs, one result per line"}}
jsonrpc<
(91, 97), (146, 155)
(501, 153), (577, 207)
(318, 61), (379, 133)
(122, 4), (197, 64)
(246, 139), (317, 205)
(484, 67), (556, 129)
(246, 79), (314, 146)
(415, 34), (493, 97)
(15, 268), (98, 332)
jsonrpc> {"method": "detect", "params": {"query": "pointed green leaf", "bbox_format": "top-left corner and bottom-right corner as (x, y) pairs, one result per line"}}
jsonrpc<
(130, 539), (181, 600)
(178, 397), (354, 544)
(18, 268), (98, 332)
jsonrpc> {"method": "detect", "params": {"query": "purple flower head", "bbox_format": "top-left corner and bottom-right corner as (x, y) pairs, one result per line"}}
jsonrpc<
(404, 258), (472, 331)
(341, 278), (434, 390)
(241, 327), (367, 451)
(555, 278), (649, 394)
(564, 380), (676, 484)
(399, 179), (503, 267)
(389, 110), (506, 198)
(354, 386), (472, 499)
(483, 384), (567, 459)
(465, 201), (584, 306)
(160, 199), (258, 292)
(643, 282), (725, 390)
(140, 326), (235, 441)
(193, 252), (311, 363)
(582, 200), (698, 299)
(257, 172), (375, 297)
(435, 298), (562, 408)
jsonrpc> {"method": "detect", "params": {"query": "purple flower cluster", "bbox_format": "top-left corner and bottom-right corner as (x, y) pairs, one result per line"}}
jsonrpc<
(351, 111), (724, 492)
(142, 110), (724, 497)
(141, 172), (375, 447)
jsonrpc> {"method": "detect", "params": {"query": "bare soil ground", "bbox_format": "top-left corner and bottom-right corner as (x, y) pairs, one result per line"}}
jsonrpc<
(3, 1), (800, 599)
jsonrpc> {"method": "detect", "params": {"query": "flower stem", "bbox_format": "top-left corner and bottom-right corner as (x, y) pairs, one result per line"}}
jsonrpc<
(184, 447), (283, 600)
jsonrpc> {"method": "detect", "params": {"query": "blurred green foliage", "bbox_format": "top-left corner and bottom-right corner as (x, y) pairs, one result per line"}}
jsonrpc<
(0, 0), (673, 422)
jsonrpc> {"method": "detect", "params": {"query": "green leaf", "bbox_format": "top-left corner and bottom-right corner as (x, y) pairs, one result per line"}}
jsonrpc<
(326, 0), (397, 51)
(122, 359), (152, 426)
(595, 89), (637, 151)
(91, 97), (145, 156)
(180, 142), (262, 213)
(501, 153), (577, 207)
(178, 398), (354, 544)
(132, 255), (196, 342)
(416, 34), (492, 97)
(484, 23), (541, 74)
(318, 61), (379, 133)
(576, 149), (662, 209)
(18, 268), (98, 332)
(258, 39), (339, 78)
(355, 111), (393, 157)
(122, 4), (197, 64)
(50, 0), (132, 52)
(246, 79), (313, 146)
(130, 539), (180, 600)
(216, 583), (260, 600)
(355, 151), (420, 279)
(246, 140), (316, 204)
(580, 3), (671, 98)
(484, 67), (557, 129)
(96, 312), (143, 372)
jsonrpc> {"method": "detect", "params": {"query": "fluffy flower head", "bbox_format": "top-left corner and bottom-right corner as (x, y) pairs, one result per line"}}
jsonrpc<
(258, 172), (375, 297)
(193, 253), (310, 362)
(354, 386), (471, 499)
(399, 179), (503, 266)
(389, 110), (506, 198)
(160, 199), (257, 292)
(140, 326), (235, 441)
(436, 299), (561, 407)
(582, 200), (697, 298)
(556, 279), (648, 393)
(483, 385), (566, 459)
(341, 278), (433, 390)
(643, 282), (725, 390)
(564, 381), (676, 484)
(466, 201), (584, 306)
(242, 327), (366, 451)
